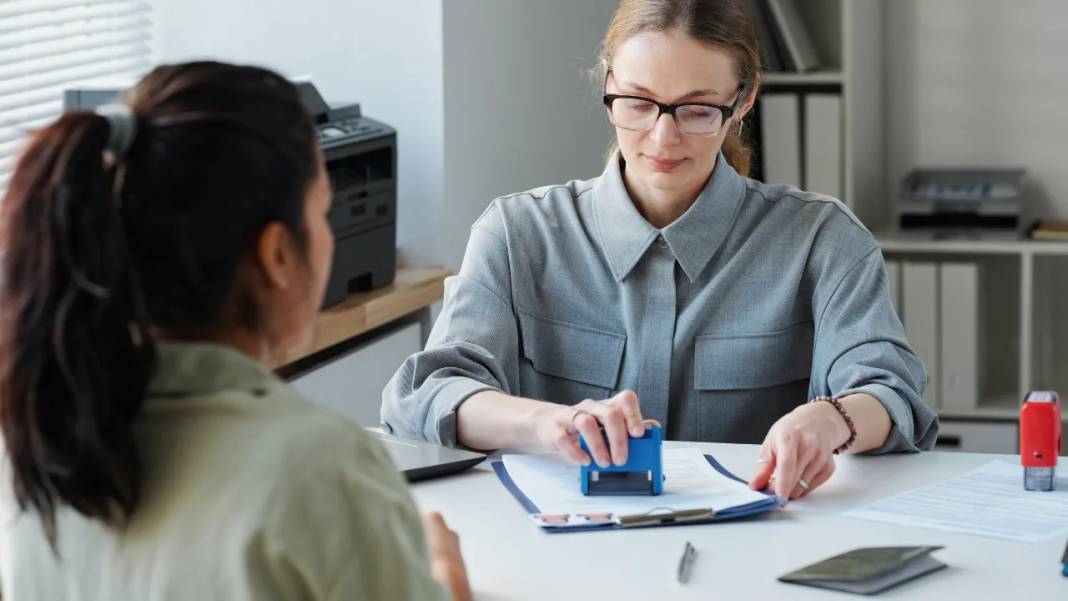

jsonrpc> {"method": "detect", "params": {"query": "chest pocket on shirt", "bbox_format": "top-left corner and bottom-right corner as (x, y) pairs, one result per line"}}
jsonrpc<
(692, 321), (814, 443)
(695, 321), (814, 390)
(517, 309), (625, 403)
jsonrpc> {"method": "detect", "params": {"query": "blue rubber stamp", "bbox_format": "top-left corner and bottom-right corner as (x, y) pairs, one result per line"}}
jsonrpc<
(579, 424), (664, 495)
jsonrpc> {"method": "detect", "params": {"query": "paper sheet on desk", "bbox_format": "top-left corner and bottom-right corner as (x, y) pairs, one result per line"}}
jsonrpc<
(501, 446), (768, 517)
(844, 460), (1068, 543)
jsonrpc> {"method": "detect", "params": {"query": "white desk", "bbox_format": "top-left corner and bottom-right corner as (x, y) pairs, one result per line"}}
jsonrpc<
(411, 443), (1068, 600)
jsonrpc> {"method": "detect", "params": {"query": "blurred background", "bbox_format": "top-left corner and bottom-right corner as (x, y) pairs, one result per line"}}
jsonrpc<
(2, 0), (1065, 454)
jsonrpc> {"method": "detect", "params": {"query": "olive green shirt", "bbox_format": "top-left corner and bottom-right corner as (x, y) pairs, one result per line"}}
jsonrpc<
(0, 342), (448, 601)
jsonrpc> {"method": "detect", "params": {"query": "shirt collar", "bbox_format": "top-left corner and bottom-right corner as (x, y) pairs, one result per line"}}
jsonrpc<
(147, 341), (275, 398)
(593, 152), (747, 283)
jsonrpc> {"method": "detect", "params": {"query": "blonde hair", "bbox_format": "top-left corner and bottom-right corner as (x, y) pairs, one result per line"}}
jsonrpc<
(598, 0), (763, 176)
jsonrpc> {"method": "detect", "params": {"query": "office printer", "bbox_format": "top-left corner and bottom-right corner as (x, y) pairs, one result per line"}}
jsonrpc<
(294, 83), (396, 306)
(63, 82), (397, 308)
(898, 168), (1025, 240)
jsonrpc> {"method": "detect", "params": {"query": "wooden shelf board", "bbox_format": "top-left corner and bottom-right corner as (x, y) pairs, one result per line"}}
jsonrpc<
(284, 266), (449, 364)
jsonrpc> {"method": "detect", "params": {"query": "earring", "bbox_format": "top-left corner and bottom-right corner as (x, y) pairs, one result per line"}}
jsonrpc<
(734, 119), (745, 137)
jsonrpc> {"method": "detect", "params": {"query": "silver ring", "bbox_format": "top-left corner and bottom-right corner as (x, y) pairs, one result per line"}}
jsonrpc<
(798, 478), (810, 490)
(570, 409), (588, 428)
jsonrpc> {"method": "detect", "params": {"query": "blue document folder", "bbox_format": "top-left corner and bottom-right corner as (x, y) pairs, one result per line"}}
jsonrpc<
(492, 453), (779, 533)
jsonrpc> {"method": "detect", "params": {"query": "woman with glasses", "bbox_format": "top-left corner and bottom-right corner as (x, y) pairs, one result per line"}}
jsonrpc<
(0, 62), (470, 600)
(383, 0), (938, 500)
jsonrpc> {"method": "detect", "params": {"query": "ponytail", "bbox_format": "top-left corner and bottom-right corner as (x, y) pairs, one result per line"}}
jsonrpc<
(0, 112), (155, 548)
(0, 62), (318, 549)
(721, 127), (753, 177)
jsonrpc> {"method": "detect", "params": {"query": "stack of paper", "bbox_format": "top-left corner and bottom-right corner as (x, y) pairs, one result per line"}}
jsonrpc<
(844, 461), (1068, 543)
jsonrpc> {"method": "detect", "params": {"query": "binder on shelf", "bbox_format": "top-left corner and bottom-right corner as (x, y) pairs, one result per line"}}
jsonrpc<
(940, 263), (984, 412)
(746, 0), (785, 72)
(803, 93), (842, 199)
(764, 0), (821, 72)
(902, 262), (940, 408)
(760, 93), (802, 188)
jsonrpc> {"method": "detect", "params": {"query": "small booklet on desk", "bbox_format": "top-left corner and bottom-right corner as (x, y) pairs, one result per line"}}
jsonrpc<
(779, 546), (947, 595)
(491, 446), (778, 532)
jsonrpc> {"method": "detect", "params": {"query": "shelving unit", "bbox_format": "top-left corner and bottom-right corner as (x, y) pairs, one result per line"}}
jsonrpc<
(750, 2), (1066, 453)
(879, 235), (1068, 453)
(755, 0), (885, 228)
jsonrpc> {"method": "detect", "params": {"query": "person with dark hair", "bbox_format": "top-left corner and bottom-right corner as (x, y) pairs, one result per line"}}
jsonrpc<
(0, 61), (470, 601)
(383, 0), (938, 502)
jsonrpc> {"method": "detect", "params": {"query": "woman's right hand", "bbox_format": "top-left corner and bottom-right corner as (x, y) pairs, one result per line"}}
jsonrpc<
(534, 390), (651, 467)
(423, 512), (472, 601)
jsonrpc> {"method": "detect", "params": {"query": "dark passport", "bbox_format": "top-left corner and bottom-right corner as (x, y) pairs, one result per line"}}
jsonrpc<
(779, 546), (946, 595)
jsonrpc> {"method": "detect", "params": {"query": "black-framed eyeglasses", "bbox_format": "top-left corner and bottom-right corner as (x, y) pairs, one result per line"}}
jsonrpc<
(603, 80), (744, 137)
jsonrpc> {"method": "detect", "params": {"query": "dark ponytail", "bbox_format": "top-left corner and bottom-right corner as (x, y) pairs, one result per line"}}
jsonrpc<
(0, 62), (317, 548)
(0, 112), (154, 545)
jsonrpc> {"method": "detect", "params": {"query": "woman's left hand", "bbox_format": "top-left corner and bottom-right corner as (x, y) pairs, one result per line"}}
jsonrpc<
(748, 400), (851, 500)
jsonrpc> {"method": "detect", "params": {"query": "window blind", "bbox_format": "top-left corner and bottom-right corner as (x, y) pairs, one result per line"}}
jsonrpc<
(0, 0), (152, 195)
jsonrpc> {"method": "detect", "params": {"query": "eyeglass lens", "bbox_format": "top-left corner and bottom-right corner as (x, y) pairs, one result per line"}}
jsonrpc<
(609, 97), (724, 136)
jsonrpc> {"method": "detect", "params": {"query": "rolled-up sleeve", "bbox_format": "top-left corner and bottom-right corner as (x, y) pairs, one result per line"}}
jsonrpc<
(381, 204), (519, 446)
(810, 245), (939, 453)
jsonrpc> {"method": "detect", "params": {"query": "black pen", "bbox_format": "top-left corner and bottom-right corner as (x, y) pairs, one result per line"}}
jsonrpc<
(677, 541), (697, 584)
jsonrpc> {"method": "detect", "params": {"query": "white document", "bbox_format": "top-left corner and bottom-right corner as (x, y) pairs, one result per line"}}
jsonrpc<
(501, 447), (768, 518)
(844, 460), (1068, 543)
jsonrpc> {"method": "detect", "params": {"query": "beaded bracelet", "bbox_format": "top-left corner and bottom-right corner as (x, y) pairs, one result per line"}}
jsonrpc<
(810, 396), (856, 454)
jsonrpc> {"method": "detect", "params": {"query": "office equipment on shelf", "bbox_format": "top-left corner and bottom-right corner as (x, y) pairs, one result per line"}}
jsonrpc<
(492, 446), (777, 532)
(763, 0), (821, 72)
(844, 460), (1068, 543)
(898, 168), (1025, 240)
(63, 82), (398, 308)
(803, 93), (842, 199)
(779, 546), (946, 595)
(294, 82), (397, 306)
(62, 85), (129, 110)
(940, 263), (984, 412)
(1020, 391), (1061, 492)
(370, 429), (485, 482)
(902, 262), (940, 408)
(579, 424), (663, 496)
(759, 93), (802, 187)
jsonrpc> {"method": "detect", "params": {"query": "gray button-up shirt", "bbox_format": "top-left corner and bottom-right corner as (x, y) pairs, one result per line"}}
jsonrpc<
(382, 153), (938, 453)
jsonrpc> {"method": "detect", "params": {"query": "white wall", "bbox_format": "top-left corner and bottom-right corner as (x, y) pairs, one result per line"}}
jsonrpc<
(150, 0), (446, 266)
(150, 0), (621, 271)
(440, 0), (619, 269)
(884, 0), (1068, 224)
